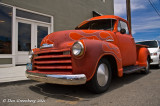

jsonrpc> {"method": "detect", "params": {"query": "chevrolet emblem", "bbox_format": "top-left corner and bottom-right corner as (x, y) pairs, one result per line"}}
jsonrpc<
(40, 43), (54, 49)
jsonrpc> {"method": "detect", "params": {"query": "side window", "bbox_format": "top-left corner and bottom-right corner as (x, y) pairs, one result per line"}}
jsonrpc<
(118, 21), (129, 34)
(158, 41), (160, 47)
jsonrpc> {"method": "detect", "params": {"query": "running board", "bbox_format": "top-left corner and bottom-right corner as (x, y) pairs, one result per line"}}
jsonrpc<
(123, 65), (145, 74)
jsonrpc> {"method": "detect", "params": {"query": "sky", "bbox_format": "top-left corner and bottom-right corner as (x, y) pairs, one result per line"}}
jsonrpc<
(114, 0), (160, 41)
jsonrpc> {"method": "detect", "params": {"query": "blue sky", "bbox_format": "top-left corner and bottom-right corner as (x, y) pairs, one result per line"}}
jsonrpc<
(114, 0), (160, 41)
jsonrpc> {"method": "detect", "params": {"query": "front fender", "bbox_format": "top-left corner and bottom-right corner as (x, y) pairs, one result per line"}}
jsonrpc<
(71, 39), (123, 81)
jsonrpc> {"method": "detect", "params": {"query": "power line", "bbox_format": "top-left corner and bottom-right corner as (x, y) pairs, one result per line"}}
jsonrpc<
(149, 0), (160, 16)
(151, 0), (160, 13)
(148, 0), (160, 16)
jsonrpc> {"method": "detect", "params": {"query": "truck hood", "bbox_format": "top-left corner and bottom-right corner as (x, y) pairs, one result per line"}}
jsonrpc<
(40, 30), (114, 49)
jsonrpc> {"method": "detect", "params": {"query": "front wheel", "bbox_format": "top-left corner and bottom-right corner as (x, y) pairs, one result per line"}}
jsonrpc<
(86, 58), (112, 94)
(141, 57), (150, 74)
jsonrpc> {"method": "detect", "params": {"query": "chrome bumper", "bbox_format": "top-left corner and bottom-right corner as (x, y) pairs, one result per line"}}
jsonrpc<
(26, 71), (87, 85)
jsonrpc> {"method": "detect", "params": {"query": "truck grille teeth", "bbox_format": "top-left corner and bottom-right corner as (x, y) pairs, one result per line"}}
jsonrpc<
(33, 48), (72, 73)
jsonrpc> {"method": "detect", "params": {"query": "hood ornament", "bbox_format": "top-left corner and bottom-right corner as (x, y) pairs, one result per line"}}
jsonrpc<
(40, 43), (54, 49)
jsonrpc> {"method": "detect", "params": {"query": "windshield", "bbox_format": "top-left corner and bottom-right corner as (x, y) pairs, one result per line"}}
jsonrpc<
(136, 41), (158, 48)
(75, 19), (116, 30)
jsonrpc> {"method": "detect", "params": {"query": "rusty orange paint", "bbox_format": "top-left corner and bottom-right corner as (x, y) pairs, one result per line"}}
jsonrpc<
(70, 32), (84, 40)
(100, 32), (113, 40)
(85, 36), (99, 40)
(82, 30), (98, 33)
(67, 42), (74, 46)
(30, 15), (150, 81)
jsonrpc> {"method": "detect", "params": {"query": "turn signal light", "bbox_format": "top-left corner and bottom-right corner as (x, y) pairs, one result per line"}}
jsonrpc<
(152, 52), (157, 56)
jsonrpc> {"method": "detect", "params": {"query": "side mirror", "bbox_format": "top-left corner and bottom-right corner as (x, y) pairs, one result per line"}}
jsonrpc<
(120, 28), (126, 34)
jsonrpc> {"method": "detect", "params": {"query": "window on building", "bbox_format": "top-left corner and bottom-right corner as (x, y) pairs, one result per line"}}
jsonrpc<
(0, 3), (53, 65)
(16, 9), (51, 23)
(18, 22), (31, 51)
(0, 4), (12, 54)
(37, 26), (48, 48)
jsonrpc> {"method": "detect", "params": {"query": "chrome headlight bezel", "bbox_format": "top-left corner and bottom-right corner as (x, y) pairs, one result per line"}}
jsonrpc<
(72, 41), (84, 57)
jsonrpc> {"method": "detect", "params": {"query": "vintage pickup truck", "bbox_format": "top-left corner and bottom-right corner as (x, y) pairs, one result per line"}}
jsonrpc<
(26, 15), (151, 93)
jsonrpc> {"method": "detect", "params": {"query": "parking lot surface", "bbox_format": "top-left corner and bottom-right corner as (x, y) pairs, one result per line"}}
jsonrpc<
(0, 67), (160, 106)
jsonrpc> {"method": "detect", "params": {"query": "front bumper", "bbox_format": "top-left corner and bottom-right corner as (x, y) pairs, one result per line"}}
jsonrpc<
(26, 71), (87, 85)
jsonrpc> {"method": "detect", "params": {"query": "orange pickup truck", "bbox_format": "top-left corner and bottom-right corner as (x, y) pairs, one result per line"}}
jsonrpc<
(26, 15), (151, 93)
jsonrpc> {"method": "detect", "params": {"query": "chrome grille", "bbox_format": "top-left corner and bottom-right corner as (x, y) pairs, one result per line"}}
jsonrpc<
(33, 48), (72, 73)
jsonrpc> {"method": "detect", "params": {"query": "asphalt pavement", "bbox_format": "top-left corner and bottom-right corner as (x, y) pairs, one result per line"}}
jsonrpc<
(0, 67), (160, 106)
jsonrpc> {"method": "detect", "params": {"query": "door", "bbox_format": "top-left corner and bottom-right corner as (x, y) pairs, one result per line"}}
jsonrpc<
(16, 19), (50, 64)
(116, 20), (137, 66)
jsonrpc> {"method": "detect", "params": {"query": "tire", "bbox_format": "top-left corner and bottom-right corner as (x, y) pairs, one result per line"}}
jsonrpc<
(156, 60), (160, 69)
(86, 58), (112, 94)
(141, 57), (150, 74)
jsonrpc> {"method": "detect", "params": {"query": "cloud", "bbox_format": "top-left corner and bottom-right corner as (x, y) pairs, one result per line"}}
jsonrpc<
(132, 30), (136, 34)
(114, 0), (160, 37)
(155, 36), (160, 39)
(131, 4), (145, 10)
(114, 0), (146, 16)
(135, 39), (148, 42)
(132, 16), (160, 33)
(114, 0), (126, 16)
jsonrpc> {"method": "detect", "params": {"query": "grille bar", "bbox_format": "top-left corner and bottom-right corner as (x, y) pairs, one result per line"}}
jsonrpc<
(34, 55), (71, 60)
(34, 65), (72, 70)
(34, 60), (72, 64)
(35, 48), (70, 55)
(33, 48), (72, 73)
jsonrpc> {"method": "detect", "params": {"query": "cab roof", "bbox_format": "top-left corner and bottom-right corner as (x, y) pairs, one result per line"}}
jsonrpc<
(89, 15), (127, 22)
(77, 15), (128, 29)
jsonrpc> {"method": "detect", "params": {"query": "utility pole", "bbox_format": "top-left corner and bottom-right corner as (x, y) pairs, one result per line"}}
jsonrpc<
(126, 0), (132, 34)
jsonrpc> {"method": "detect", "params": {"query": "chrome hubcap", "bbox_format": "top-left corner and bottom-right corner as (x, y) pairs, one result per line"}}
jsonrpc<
(97, 63), (109, 86)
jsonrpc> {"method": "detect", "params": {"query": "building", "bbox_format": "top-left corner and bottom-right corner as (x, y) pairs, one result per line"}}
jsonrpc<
(0, 0), (114, 67)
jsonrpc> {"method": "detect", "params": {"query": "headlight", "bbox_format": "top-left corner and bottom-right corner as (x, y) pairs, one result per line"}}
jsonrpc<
(28, 50), (34, 59)
(72, 41), (84, 56)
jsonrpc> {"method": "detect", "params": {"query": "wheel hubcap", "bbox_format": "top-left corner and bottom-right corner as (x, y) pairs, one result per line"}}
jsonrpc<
(97, 63), (109, 86)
